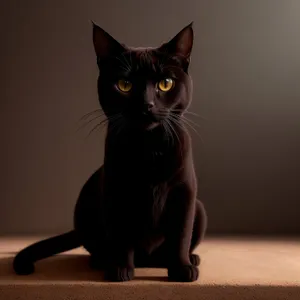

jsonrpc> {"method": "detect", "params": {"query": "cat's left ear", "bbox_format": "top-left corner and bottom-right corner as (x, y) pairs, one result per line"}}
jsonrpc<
(159, 22), (194, 60)
(92, 21), (126, 62)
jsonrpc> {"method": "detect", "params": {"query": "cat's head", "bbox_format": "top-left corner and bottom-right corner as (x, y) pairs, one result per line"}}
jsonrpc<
(92, 22), (194, 131)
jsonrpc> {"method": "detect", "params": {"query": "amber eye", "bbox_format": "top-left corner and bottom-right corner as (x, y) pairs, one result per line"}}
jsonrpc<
(158, 78), (174, 92)
(117, 79), (132, 92)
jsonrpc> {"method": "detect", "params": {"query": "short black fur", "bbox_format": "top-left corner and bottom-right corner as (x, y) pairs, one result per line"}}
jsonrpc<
(13, 22), (207, 282)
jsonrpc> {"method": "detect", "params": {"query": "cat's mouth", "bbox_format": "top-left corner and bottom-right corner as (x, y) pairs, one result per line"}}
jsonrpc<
(129, 112), (160, 130)
(124, 109), (162, 130)
(140, 114), (160, 130)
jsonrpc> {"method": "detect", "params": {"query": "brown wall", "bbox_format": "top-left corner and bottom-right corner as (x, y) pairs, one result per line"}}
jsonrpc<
(1, 0), (300, 235)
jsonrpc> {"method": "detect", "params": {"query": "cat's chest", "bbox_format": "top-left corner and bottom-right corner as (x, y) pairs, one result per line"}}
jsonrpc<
(105, 131), (181, 184)
(106, 183), (168, 234)
(126, 151), (170, 185)
(111, 143), (169, 174)
(133, 149), (164, 169)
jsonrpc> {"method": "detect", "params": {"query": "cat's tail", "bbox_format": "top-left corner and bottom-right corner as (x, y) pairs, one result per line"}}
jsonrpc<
(13, 230), (81, 275)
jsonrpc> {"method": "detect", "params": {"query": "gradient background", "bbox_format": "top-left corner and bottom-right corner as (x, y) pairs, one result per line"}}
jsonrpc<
(1, 0), (299, 235)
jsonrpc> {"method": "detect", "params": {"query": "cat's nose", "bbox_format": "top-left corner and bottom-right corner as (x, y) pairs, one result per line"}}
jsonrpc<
(143, 102), (154, 112)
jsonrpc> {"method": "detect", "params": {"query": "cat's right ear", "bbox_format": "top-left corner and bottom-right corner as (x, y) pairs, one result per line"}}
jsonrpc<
(92, 21), (125, 61)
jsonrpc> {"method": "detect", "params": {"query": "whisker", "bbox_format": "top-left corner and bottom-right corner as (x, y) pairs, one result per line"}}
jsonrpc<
(120, 52), (132, 71)
(170, 113), (201, 128)
(77, 114), (105, 132)
(129, 51), (133, 69)
(185, 112), (209, 121)
(184, 111), (199, 117)
(85, 119), (108, 139)
(166, 118), (180, 146)
(85, 113), (122, 140)
(158, 108), (205, 124)
(164, 120), (174, 146)
(115, 56), (131, 73)
(168, 114), (204, 145)
(181, 119), (204, 145)
(161, 121), (170, 146)
(165, 118), (183, 158)
(172, 109), (209, 121)
(167, 115), (188, 135)
(79, 109), (104, 122)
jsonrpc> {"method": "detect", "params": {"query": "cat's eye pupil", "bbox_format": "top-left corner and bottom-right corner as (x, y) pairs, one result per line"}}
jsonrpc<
(158, 78), (174, 92)
(118, 79), (132, 92)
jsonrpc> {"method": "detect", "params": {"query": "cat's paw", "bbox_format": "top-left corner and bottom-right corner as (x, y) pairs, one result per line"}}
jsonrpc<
(168, 264), (199, 282)
(105, 266), (134, 282)
(13, 255), (35, 275)
(190, 254), (200, 266)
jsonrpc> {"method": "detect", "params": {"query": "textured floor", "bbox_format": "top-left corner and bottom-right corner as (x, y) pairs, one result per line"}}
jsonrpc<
(0, 236), (299, 300)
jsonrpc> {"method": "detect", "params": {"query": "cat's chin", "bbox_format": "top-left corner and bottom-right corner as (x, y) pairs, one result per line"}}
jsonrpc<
(135, 116), (160, 131)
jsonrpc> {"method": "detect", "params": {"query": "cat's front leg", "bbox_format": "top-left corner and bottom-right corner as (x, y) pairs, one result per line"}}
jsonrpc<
(105, 246), (135, 282)
(164, 184), (199, 282)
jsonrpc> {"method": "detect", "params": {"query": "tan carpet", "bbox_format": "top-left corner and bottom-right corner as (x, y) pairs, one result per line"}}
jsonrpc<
(0, 236), (299, 300)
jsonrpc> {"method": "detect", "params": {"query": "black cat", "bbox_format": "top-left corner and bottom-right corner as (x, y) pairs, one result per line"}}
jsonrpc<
(13, 22), (207, 282)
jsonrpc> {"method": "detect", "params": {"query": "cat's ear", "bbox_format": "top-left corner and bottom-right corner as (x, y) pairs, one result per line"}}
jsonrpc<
(92, 21), (125, 60)
(159, 22), (194, 59)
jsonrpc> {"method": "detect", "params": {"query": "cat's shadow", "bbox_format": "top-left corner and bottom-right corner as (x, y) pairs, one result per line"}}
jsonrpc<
(0, 254), (168, 282)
